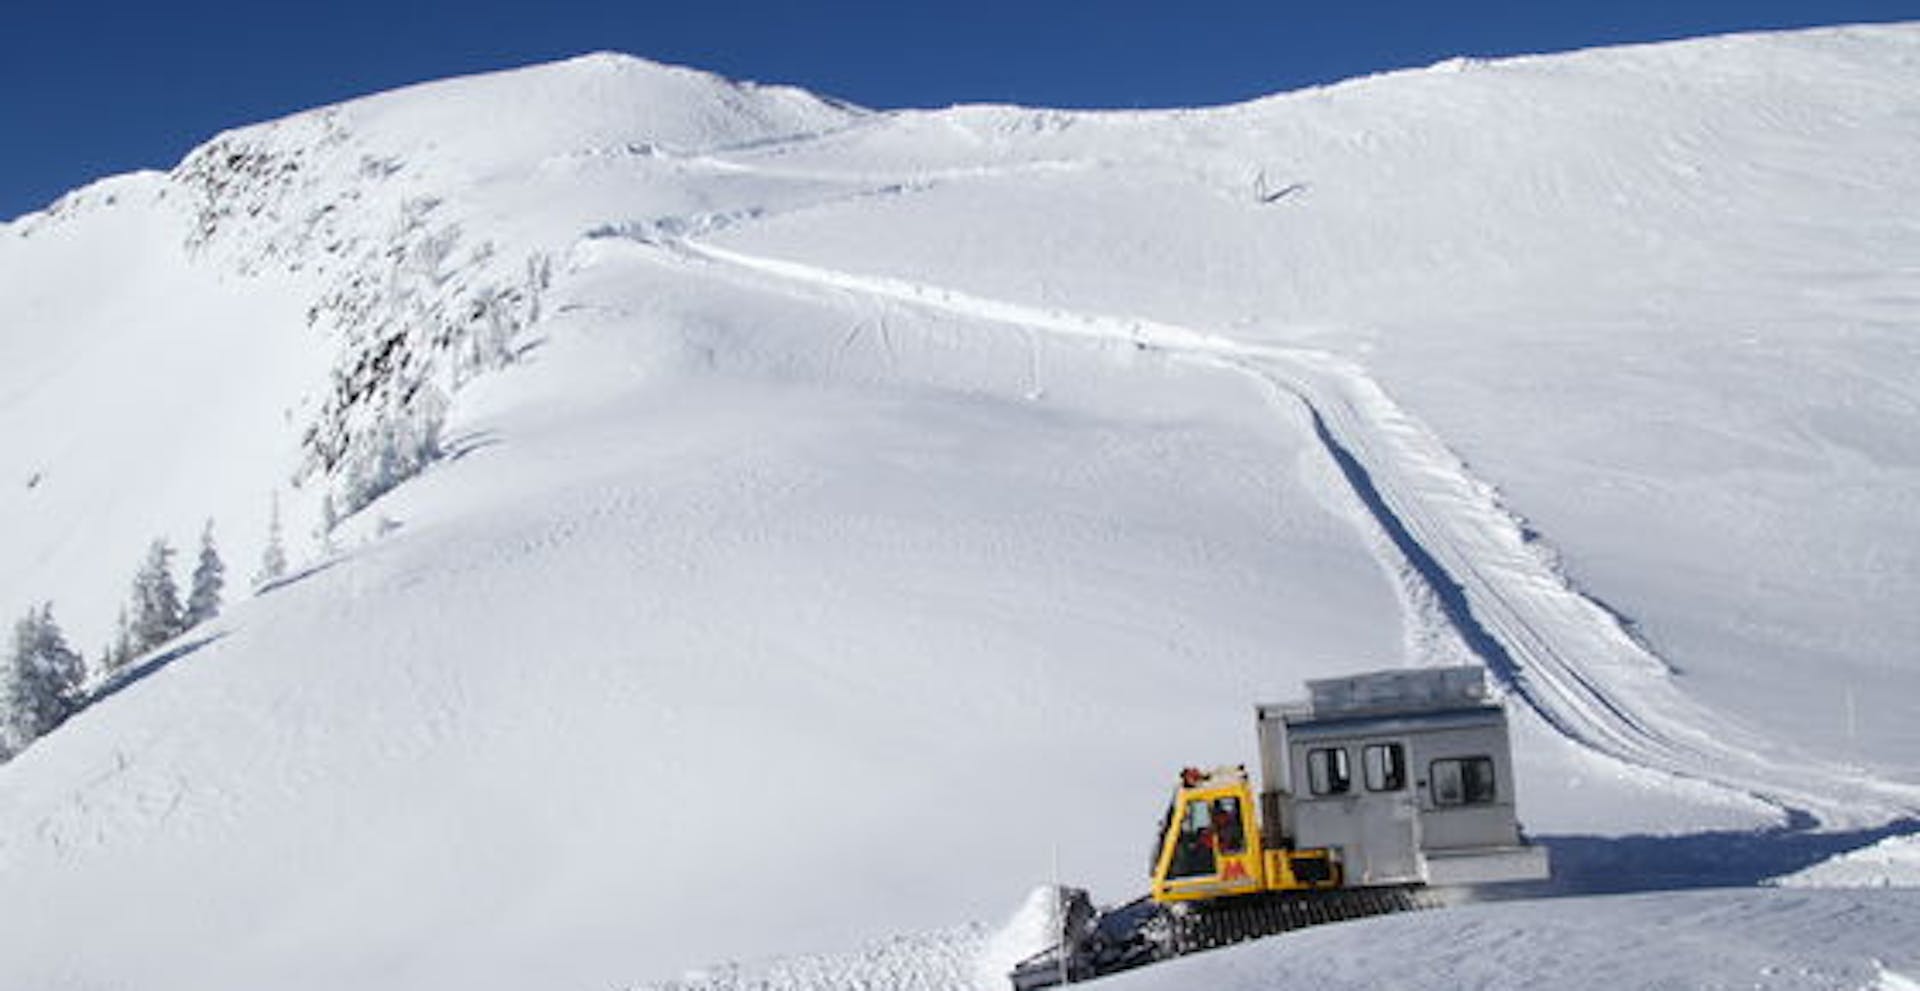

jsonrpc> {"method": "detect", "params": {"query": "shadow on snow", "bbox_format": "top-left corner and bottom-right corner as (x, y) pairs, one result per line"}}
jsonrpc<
(1490, 818), (1920, 898)
(88, 631), (228, 707)
(1304, 409), (1920, 898)
(1306, 408), (1591, 742)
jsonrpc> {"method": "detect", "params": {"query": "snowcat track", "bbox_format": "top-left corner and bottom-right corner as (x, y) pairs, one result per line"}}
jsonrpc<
(1167, 885), (1433, 955)
(1009, 886), (1435, 990)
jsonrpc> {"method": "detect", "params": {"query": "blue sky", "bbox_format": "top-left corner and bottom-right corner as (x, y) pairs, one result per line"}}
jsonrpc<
(3, 0), (1915, 220)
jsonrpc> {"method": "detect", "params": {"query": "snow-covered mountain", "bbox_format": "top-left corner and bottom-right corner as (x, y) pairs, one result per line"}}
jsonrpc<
(3, 25), (1918, 991)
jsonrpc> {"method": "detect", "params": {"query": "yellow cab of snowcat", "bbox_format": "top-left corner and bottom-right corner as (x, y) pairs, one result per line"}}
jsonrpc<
(1149, 766), (1341, 903)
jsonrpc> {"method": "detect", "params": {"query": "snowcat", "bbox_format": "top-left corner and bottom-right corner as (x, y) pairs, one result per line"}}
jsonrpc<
(1010, 665), (1548, 989)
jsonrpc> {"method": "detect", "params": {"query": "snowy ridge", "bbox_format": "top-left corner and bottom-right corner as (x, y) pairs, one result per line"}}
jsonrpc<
(0, 50), (864, 654)
(166, 53), (863, 516)
(629, 228), (1920, 829)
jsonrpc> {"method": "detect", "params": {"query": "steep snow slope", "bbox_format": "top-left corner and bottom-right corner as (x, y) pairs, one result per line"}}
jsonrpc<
(3, 26), (1919, 991)
(699, 25), (1920, 777)
(0, 170), (328, 652)
(0, 53), (858, 653)
(1, 207), (1414, 991)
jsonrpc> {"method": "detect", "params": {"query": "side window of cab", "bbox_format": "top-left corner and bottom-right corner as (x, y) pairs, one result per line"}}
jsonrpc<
(1430, 756), (1497, 806)
(1363, 742), (1406, 791)
(1306, 747), (1351, 795)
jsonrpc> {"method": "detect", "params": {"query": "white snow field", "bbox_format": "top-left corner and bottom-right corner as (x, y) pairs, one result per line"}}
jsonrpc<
(3, 23), (1919, 991)
(1111, 887), (1920, 991)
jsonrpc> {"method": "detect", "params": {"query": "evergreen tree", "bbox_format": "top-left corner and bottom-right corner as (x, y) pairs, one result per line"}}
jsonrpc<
(186, 520), (225, 627)
(0, 648), (19, 759)
(6, 604), (86, 742)
(103, 606), (133, 673)
(318, 492), (338, 555)
(254, 492), (288, 589)
(130, 538), (185, 654)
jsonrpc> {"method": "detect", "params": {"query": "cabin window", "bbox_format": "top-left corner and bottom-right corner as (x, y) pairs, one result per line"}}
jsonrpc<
(1168, 800), (1217, 878)
(1210, 796), (1247, 855)
(1430, 756), (1498, 806)
(1363, 743), (1406, 792)
(1306, 747), (1351, 796)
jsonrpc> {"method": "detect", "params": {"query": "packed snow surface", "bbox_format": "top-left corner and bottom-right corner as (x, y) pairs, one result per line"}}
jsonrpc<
(1108, 888), (1920, 991)
(1776, 834), (1920, 889)
(3, 24), (1919, 991)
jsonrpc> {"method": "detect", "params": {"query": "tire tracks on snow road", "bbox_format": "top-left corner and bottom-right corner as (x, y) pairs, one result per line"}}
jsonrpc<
(620, 230), (1920, 831)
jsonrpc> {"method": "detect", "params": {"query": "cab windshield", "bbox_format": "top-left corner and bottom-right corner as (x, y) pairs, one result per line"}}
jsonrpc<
(1164, 795), (1246, 879)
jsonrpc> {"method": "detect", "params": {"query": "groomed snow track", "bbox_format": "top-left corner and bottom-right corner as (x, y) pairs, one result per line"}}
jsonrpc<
(615, 229), (1920, 832)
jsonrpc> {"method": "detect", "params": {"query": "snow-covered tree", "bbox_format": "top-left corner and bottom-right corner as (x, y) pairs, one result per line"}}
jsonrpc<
(98, 606), (133, 675)
(317, 492), (339, 554)
(254, 492), (289, 589)
(185, 520), (225, 626)
(6, 604), (86, 744)
(339, 383), (447, 514)
(0, 651), (18, 759)
(130, 538), (185, 654)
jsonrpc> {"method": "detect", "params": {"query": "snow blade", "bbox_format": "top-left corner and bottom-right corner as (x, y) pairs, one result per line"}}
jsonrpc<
(1008, 890), (1167, 991)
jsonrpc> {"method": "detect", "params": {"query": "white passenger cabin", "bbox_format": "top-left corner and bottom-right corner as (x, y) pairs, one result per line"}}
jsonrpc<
(1256, 666), (1549, 887)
